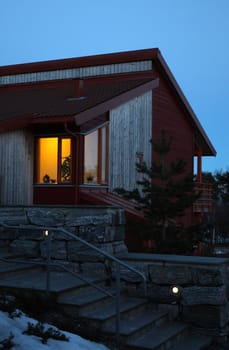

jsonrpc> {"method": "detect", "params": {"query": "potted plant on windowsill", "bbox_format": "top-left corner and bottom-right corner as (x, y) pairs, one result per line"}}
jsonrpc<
(86, 175), (94, 184)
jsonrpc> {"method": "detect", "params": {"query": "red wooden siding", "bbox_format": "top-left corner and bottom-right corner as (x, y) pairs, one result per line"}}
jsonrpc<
(33, 186), (78, 205)
(152, 69), (195, 227)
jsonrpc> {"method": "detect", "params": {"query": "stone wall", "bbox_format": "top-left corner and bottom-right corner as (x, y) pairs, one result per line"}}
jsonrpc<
(1, 206), (229, 335)
(0, 206), (127, 260)
(121, 253), (229, 333)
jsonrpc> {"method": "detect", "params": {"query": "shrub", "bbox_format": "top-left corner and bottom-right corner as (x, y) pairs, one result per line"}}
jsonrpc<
(23, 322), (69, 344)
(0, 333), (15, 350)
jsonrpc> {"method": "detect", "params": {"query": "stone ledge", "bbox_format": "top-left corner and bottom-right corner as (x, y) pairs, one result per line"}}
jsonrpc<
(0, 206), (127, 258)
(181, 285), (227, 305)
(122, 252), (229, 266)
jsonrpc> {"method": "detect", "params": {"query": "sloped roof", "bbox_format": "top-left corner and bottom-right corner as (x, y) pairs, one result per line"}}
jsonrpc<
(0, 73), (158, 131)
(0, 48), (216, 156)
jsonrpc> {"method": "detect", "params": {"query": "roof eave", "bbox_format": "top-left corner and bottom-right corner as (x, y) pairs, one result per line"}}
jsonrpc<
(0, 48), (159, 76)
(155, 50), (216, 156)
(74, 78), (159, 126)
(0, 115), (32, 133)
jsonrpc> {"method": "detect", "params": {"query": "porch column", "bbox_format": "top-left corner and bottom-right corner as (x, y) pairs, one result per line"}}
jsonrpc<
(197, 149), (202, 183)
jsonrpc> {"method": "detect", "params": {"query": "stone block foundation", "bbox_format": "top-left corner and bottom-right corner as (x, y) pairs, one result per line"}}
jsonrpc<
(0, 205), (127, 261)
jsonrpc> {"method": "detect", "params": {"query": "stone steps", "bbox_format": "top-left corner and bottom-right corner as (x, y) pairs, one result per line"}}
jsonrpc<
(171, 333), (214, 350)
(126, 320), (188, 350)
(0, 260), (40, 277)
(0, 254), (214, 349)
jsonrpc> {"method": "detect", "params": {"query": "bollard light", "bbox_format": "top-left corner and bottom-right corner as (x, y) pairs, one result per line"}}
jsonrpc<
(171, 286), (179, 295)
(43, 230), (49, 237)
(170, 285), (181, 298)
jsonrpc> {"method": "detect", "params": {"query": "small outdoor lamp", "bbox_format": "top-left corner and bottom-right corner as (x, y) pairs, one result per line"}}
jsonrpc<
(43, 229), (49, 237)
(169, 285), (183, 319)
(171, 285), (180, 296)
(170, 285), (182, 300)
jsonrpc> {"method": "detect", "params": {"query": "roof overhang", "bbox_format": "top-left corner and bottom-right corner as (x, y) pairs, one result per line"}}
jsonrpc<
(0, 48), (216, 156)
(74, 78), (159, 126)
(0, 74), (159, 132)
(153, 51), (216, 156)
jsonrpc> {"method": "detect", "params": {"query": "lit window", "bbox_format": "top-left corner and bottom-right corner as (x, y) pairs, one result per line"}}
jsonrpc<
(84, 125), (108, 184)
(37, 137), (72, 184)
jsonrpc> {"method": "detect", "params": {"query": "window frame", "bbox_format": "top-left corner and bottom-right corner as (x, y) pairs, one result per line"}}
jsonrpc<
(84, 124), (109, 185)
(35, 136), (73, 185)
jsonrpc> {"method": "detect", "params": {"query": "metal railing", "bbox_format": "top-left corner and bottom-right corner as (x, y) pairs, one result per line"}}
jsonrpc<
(1, 223), (147, 349)
(193, 182), (213, 214)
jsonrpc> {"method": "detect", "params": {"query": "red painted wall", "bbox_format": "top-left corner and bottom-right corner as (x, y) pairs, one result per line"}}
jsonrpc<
(34, 186), (78, 205)
(152, 68), (195, 227)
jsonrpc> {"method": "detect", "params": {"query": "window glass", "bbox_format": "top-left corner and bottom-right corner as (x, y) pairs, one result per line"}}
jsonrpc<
(101, 126), (107, 184)
(37, 137), (71, 184)
(61, 138), (71, 182)
(84, 130), (98, 183)
(84, 125), (108, 185)
(37, 138), (58, 183)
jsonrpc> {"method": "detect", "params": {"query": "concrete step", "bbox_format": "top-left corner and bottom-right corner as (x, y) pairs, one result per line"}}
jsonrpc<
(103, 308), (168, 340)
(0, 267), (105, 293)
(57, 277), (110, 300)
(0, 251), (40, 277)
(0, 261), (40, 277)
(79, 295), (146, 321)
(126, 320), (188, 350)
(57, 276), (173, 346)
(171, 333), (213, 350)
(0, 257), (215, 350)
(58, 288), (114, 313)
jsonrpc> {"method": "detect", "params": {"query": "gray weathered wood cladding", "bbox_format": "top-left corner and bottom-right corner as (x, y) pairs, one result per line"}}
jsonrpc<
(0, 61), (152, 85)
(0, 130), (33, 205)
(109, 91), (152, 191)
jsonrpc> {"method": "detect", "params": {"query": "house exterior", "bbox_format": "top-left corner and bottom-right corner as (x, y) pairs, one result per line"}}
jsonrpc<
(0, 48), (216, 230)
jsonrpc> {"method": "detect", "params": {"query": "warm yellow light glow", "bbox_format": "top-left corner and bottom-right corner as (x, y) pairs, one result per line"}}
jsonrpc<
(37, 137), (72, 184)
(61, 138), (71, 182)
(37, 138), (58, 183)
(61, 138), (71, 159)
(172, 286), (179, 295)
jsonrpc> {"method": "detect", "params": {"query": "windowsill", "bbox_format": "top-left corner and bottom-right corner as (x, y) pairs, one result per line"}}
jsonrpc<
(34, 184), (109, 188)
(80, 184), (109, 188)
(34, 184), (75, 187)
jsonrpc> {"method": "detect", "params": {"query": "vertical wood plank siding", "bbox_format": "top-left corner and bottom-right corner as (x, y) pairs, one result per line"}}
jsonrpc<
(0, 61), (152, 85)
(152, 68), (194, 226)
(0, 130), (33, 205)
(109, 91), (152, 191)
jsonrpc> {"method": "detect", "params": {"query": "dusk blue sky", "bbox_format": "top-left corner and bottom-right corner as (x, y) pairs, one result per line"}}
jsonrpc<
(1, 0), (228, 173)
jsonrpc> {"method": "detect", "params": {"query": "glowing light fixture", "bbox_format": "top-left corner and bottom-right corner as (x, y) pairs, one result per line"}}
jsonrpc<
(44, 230), (49, 237)
(170, 285), (181, 298)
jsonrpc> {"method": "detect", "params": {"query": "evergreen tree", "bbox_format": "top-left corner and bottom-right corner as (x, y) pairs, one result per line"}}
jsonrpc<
(212, 170), (229, 237)
(215, 170), (229, 204)
(115, 130), (199, 247)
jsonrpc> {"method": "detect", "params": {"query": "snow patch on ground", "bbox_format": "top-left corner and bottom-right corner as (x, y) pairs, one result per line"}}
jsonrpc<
(0, 309), (110, 350)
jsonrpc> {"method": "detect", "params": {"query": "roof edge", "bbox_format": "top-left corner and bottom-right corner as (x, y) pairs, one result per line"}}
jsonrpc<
(75, 78), (159, 126)
(0, 48), (159, 76)
(155, 50), (216, 156)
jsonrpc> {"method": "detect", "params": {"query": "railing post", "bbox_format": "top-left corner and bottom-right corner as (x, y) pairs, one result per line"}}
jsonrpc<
(43, 229), (51, 294)
(115, 262), (121, 349)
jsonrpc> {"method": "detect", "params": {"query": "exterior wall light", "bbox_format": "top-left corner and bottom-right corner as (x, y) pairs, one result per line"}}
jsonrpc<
(170, 285), (182, 298)
(43, 230), (49, 237)
(170, 285), (183, 318)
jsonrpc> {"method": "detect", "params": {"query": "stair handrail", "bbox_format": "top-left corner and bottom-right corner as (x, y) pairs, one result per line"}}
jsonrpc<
(1, 223), (147, 290)
(0, 256), (115, 298)
(1, 223), (147, 349)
